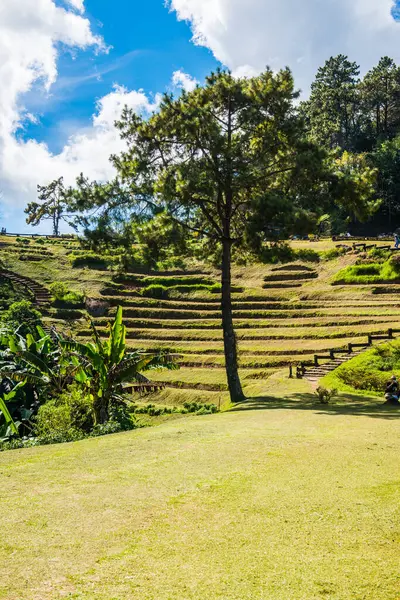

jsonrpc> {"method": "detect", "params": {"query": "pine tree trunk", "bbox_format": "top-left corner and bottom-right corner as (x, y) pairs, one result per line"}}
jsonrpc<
(221, 237), (245, 403)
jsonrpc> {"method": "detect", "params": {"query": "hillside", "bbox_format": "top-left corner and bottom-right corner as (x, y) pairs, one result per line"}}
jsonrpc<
(2, 235), (400, 407)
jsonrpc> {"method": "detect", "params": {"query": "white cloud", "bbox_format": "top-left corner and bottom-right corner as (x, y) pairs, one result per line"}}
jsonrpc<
(0, 0), (162, 232)
(172, 69), (199, 92)
(1, 86), (159, 228)
(66, 0), (85, 13)
(168, 0), (400, 93)
(0, 0), (105, 229)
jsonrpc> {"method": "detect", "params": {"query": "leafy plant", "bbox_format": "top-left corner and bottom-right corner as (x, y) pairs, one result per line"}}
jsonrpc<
(62, 307), (177, 424)
(34, 386), (94, 438)
(0, 384), (24, 438)
(49, 282), (69, 300)
(2, 301), (43, 337)
(315, 386), (337, 404)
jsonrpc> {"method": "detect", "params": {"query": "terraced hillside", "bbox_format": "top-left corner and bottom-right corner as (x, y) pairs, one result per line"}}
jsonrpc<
(2, 235), (400, 407)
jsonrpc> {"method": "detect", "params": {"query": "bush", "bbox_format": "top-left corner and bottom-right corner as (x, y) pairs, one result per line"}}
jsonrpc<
(296, 249), (320, 263)
(367, 247), (391, 261)
(315, 386), (337, 404)
(34, 387), (94, 439)
(34, 238), (45, 245)
(62, 292), (85, 307)
(50, 282), (85, 307)
(2, 301), (42, 336)
(132, 401), (219, 416)
(322, 247), (348, 261)
(49, 281), (69, 300)
(261, 243), (295, 264)
(71, 254), (110, 269)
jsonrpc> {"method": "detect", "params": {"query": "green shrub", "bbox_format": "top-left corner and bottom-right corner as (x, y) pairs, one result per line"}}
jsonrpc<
(50, 282), (85, 307)
(34, 238), (45, 245)
(132, 401), (218, 416)
(367, 247), (391, 261)
(2, 301), (42, 336)
(261, 243), (295, 264)
(71, 254), (110, 269)
(296, 249), (320, 263)
(34, 387), (94, 439)
(261, 243), (320, 264)
(62, 291), (85, 306)
(322, 247), (348, 261)
(315, 386), (337, 404)
(50, 281), (69, 300)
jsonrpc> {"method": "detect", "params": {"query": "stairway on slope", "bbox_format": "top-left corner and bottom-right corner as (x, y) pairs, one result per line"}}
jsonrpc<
(0, 269), (51, 306)
(303, 351), (365, 383)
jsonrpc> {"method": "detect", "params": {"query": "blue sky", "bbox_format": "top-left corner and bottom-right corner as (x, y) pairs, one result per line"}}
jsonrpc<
(1, 0), (400, 233)
(21, 0), (217, 155)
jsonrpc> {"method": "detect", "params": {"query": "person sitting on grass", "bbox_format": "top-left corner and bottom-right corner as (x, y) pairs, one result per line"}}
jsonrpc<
(385, 375), (400, 404)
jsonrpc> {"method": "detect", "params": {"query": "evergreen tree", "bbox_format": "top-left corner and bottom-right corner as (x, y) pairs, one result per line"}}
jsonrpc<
(25, 177), (71, 236)
(360, 57), (400, 143)
(302, 55), (361, 151)
(70, 69), (329, 403)
(371, 136), (400, 229)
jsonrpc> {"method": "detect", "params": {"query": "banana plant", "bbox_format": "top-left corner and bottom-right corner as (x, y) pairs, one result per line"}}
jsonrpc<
(62, 306), (177, 424)
(0, 382), (26, 439)
(1, 326), (80, 397)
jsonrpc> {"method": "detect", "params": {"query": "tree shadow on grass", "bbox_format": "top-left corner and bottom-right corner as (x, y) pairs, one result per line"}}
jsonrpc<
(231, 392), (400, 420)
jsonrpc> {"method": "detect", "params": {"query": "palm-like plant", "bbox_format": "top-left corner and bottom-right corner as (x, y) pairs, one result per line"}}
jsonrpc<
(62, 307), (176, 424)
(1, 326), (79, 396)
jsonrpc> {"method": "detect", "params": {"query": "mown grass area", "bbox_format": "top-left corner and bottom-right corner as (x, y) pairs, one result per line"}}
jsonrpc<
(332, 256), (400, 285)
(1, 385), (399, 600)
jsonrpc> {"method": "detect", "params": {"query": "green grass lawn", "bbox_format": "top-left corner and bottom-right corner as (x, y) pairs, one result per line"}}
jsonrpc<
(1, 389), (399, 600)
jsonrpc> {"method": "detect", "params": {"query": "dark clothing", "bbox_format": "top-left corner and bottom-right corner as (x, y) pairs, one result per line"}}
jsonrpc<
(385, 380), (399, 395)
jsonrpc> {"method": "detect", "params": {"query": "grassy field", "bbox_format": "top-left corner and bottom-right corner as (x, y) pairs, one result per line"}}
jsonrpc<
(1, 386), (399, 600)
(2, 238), (400, 598)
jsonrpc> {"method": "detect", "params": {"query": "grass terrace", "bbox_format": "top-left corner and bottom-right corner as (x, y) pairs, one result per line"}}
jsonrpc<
(3, 236), (400, 407)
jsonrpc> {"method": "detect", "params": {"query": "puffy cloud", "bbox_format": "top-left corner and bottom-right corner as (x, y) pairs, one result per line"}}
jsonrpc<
(168, 0), (400, 93)
(1, 86), (159, 228)
(66, 0), (85, 13)
(172, 69), (199, 92)
(0, 0), (105, 228)
(0, 0), (163, 232)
